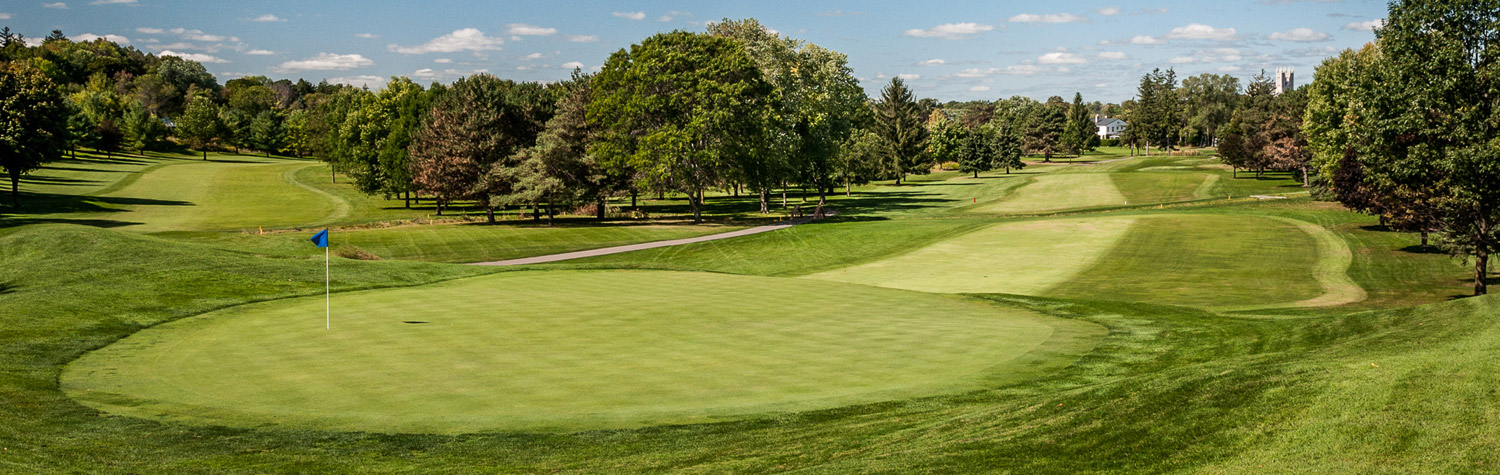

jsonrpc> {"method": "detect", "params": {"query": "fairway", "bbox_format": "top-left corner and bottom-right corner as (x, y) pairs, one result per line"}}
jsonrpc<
(804, 216), (1138, 294)
(89, 159), (342, 232)
(974, 173), (1127, 214)
(63, 270), (1103, 434)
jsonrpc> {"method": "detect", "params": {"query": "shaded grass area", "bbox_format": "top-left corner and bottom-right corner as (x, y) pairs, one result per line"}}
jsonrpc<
(6, 224), (1500, 472)
(66, 270), (1099, 433)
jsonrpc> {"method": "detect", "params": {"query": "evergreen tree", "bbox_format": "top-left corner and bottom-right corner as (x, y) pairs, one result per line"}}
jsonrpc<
(1062, 92), (1094, 156)
(871, 77), (929, 184)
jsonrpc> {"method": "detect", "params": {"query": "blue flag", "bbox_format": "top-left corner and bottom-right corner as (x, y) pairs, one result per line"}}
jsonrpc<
(310, 229), (329, 248)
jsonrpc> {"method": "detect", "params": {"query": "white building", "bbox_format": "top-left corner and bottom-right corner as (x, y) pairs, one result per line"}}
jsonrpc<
(1275, 68), (1295, 95)
(1094, 116), (1127, 139)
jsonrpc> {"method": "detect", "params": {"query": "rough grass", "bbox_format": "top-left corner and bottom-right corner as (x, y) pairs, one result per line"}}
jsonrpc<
(65, 269), (1100, 434)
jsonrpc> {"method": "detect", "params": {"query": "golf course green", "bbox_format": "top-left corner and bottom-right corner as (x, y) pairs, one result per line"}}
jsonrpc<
(63, 269), (1103, 433)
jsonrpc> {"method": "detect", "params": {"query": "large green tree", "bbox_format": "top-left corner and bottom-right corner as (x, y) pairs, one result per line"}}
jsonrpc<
(871, 77), (929, 184)
(499, 75), (614, 222)
(1179, 73), (1240, 147)
(175, 94), (222, 160)
(1307, 0), (1500, 295)
(1061, 92), (1094, 157)
(590, 31), (775, 223)
(0, 62), (69, 208)
(1022, 98), (1066, 161)
(1132, 68), (1181, 155)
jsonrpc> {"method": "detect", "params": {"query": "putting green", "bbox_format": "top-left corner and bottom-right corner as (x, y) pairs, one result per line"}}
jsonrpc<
(92, 160), (342, 232)
(63, 270), (1103, 433)
(974, 173), (1127, 214)
(803, 217), (1138, 294)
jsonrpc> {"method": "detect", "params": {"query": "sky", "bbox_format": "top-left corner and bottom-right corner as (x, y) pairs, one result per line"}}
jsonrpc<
(1, 0), (1389, 103)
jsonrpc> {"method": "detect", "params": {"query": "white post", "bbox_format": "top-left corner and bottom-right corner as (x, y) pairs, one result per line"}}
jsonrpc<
(325, 246), (330, 330)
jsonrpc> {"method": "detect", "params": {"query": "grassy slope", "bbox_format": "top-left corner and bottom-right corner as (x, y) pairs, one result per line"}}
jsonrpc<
(66, 270), (1099, 434)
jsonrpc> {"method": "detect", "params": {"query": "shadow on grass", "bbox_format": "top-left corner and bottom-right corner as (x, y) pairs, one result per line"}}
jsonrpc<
(0, 281), (15, 295)
(1399, 245), (1446, 255)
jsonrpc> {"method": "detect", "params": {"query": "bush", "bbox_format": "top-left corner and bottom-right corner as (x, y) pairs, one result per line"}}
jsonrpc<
(1100, 138), (1121, 147)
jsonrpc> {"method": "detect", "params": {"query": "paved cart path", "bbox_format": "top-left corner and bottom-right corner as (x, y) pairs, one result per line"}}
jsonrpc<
(469, 213), (828, 266)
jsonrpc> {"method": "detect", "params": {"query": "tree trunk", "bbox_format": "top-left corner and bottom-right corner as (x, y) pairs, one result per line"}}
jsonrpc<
(781, 187), (787, 208)
(974, 171), (979, 178)
(403, 191), (410, 209)
(631, 189), (637, 209)
(689, 188), (703, 223)
(330, 166), (335, 183)
(533, 204), (540, 222)
(546, 201), (554, 226)
(1421, 230), (1429, 248)
(759, 188), (770, 214)
(800, 185), (807, 203)
(596, 197), (606, 220)
(485, 203), (495, 224)
(845, 178), (851, 197)
(9, 170), (19, 208)
(203, 149), (208, 160)
(435, 198), (443, 216)
(1477, 248), (1490, 296)
(1301, 165), (1310, 187)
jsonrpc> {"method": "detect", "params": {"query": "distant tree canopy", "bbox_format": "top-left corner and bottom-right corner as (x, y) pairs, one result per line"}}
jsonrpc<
(0, 61), (68, 207)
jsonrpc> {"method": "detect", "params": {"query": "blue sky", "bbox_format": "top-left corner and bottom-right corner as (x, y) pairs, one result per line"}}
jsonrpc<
(2, 0), (1388, 103)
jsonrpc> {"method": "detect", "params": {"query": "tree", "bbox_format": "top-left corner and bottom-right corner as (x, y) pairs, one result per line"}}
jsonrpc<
(501, 77), (609, 223)
(1312, 0), (1500, 295)
(1061, 92), (1094, 156)
(1022, 102), (1065, 161)
(590, 31), (775, 223)
(833, 130), (883, 196)
(871, 77), (929, 184)
(0, 62), (68, 208)
(1179, 73), (1240, 147)
(120, 99), (167, 153)
(248, 110), (284, 157)
(1133, 68), (1181, 155)
(175, 95), (222, 160)
(986, 121), (1026, 174)
(1217, 72), (1277, 176)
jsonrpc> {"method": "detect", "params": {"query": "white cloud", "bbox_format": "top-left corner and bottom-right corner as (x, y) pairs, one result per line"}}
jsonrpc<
(327, 75), (386, 89)
(275, 53), (373, 71)
(1008, 13), (1088, 24)
(1038, 51), (1086, 64)
(160, 50), (228, 63)
(1269, 27), (1329, 41)
(505, 23), (556, 36)
(23, 37), (44, 47)
(169, 28), (236, 42)
(389, 28), (504, 54)
(355, 33), (378, 39)
(970, 85), (990, 92)
(1168, 56), (1198, 64)
(1097, 51), (1127, 60)
(1004, 65), (1047, 75)
(433, 58), (452, 63)
(1166, 23), (1238, 41)
(136, 27), (163, 34)
(565, 34), (598, 43)
(246, 49), (275, 55)
(1218, 66), (1242, 72)
(897, 73), (920, 80)
(0, 13), (11, 20)
(1097, 7), (1120, 16)
(522, 52), (544, 60)
(1095, 83), (1108, 88)
(89, 0), (135, 4)
(249, 14), (285, 23)
(1131, 35), (1166, 45)
(613, 11), (646, 21)
(42, 3), (67, 9)
(904, 22), (994, 40)
(76, 33), (129, 44)
(918, 58), (945, 66)
(1343, 19), (1384, 31)
(561, 61), (585, 70)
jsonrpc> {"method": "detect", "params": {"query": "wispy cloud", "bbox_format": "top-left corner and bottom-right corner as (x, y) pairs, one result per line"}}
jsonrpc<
(1008, 13), (1088, 24)
(160, 50), (228, 63)
(249, 14), (285, 23)
(1342, 19), (1384, 31)
(1097, 7), (1120, 16)
(1268, 27), (1329, 41)
(355, 33), (378, 39)
(42, 3), (68, 9)
(1038, 51), (1086, 64)
(136, 27), (163, 34)
(505, 23), (556, 36)
(75, 33), (129, 43)
(89, 0), (135, 5)
(275, 52), (373, 71)
(917, 58), (945, 66)
(565, 34), (597, 43)
(1165, 23), (1238, 41)
(612, 11), (645, 21)
(904, 23), (994, 40)
(246, 49), (275, 55)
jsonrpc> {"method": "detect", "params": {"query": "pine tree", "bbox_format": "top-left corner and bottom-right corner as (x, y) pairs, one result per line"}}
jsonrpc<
(871, 78), (929, 184)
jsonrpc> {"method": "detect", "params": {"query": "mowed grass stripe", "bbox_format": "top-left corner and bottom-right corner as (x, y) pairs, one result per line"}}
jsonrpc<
(803, 217), (1138, 294)
(1045, 214), (1328, 309)
(338, 223), (738, 263)
(63, 270), (1103, 434)
(974, 173), (1127, 214)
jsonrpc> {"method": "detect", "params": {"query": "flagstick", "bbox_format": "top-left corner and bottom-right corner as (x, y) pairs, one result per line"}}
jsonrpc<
(325, 246), (330, 330)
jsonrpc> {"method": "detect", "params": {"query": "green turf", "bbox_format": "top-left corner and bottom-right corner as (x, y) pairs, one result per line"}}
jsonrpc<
(1110, 170), (1215, 205)
(804, 216), (1138, 294)
(64, 269), (1102, 433)
(973, 173), (1128, 214)
(1045, 214), (1328, 309)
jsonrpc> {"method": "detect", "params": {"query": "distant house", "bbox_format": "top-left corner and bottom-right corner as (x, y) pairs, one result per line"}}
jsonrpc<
(1094, 116), (1127, 139)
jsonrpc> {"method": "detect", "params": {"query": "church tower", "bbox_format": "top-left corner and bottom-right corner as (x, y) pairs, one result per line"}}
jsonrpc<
(1275, 68), (1295, 95)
